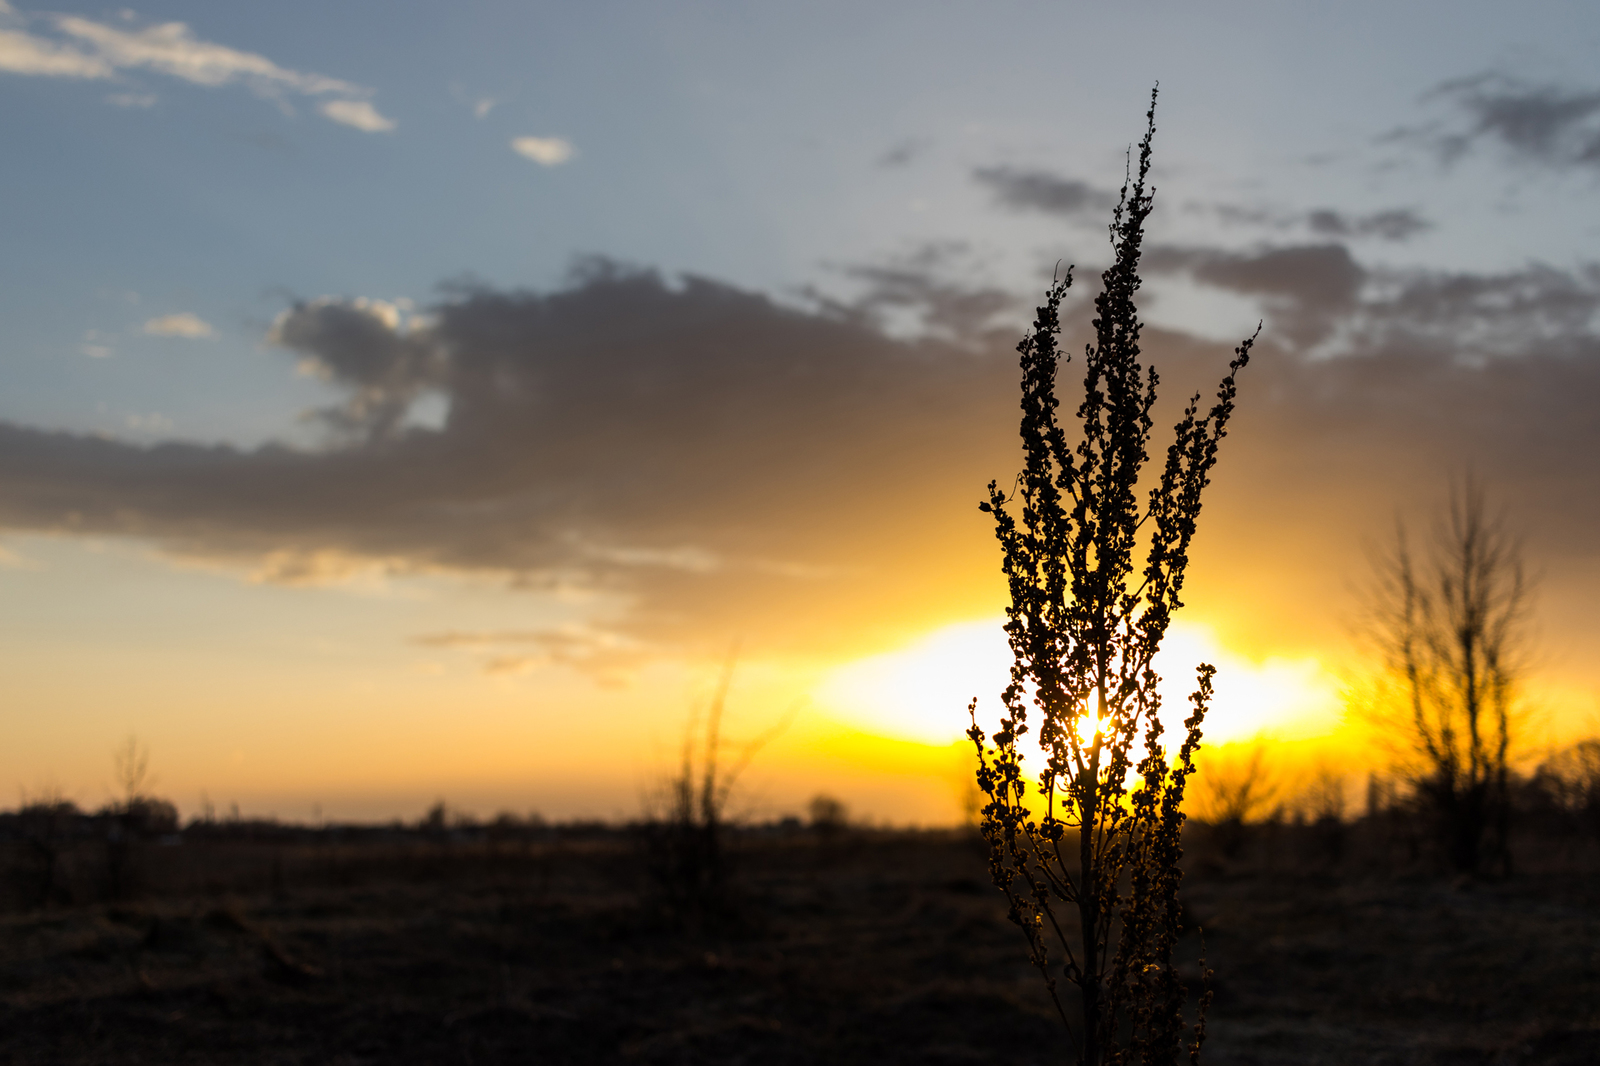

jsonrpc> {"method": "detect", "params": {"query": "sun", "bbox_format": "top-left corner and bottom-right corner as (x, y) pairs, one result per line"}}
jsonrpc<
(814, 619), (1013, 745)
(815, 617), (1343, 748)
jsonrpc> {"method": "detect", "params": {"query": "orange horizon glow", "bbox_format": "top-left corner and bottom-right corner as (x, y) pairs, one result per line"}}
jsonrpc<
(2, 533), (1594, 826)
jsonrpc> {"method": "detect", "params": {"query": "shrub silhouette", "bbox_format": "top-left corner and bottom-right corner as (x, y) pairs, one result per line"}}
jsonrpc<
(807, 793), (849, 833)
(641, 651), (789, 918)
(969, 87), (1255, 1064)
(1527, 737), (1600, 840)
(1191, 743), (1280, 859)
(1364, 479), (1528, 876)
(15, 790), (81, 907)
(1191, 743), (1280, 826)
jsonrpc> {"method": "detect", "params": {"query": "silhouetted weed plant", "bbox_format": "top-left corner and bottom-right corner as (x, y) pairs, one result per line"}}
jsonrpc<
(641, 652), (789, 921)
(969, 88), (1255, 1065)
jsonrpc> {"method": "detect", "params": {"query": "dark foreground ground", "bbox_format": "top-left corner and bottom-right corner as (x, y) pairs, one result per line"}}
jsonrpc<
(1, 822), (1598, 1065)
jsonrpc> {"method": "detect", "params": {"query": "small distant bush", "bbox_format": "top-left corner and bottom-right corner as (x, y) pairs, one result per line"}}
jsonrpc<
(807, 794), (849, 833)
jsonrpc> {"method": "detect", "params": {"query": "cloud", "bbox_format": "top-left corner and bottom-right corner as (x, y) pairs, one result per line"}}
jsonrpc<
(143, 312), (214, 338)
(0, 27), (109, 77)
(52, 17), (355, 94)
(0, 264), (1021, 662)
(814, 242), (1016, 345)
(0, 255), (1596, 673)
(878, 139), (925, 168)
(511, 136), (574, 166)
(1150, 241), (1600, 359)
(972, 166), (1118, 217)
(105, 91), (155, 108)
(1204, 202), (1431, 242)
(1305, 208), (1430, 241)
(80, 328), (113, 358)
(318, 98), (395, 133)
(267, 296), (442, 440)
(0, 10), (390, 131)
(473, 97), (494, 119)
(416, 624), (643, 681)
(1146, 243), (1364, 347)
(1404, 73), (1600, 169)
(125, 412), (174, 434)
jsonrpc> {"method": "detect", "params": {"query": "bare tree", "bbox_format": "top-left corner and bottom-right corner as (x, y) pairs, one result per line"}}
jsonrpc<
(969, 88), (1256, 1065)
(1368, 479), (1528, 876)
(112, 734), (152, 808)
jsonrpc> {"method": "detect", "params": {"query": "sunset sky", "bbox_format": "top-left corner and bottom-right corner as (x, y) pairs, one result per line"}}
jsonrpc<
(2, 1), (1598, 823)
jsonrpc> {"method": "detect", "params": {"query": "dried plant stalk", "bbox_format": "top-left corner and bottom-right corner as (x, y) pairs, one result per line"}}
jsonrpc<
(970, 88), (1255, 1065)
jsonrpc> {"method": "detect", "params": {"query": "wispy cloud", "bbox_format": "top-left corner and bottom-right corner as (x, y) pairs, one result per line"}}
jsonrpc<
(416, 624), (642, 681)
(0, 9), (394, 132)
(318, 98), (394, 133)
(105, 90), (155, 108)
(1395, 73), (1600, 170)
(0, 26), (109, 77)
(878, 138), (926, 168)
(813, 241), (1016, 346)
(1200, 202), (1431, 242)
(79, 328), (112, 358)
(511, 136), (574, 166)
(125, 412), (174, 434)
(53, 16), (353, 94)
(972, 165), (1118, 217)
(1305, 208), (1431, 241)
(143, 312), (214, 338)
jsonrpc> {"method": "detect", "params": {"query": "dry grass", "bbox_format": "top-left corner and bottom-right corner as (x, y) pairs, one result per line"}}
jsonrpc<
(0, 821), (1597, 1064)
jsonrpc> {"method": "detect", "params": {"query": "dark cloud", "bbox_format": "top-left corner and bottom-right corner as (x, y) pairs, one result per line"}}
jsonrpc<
(1146, 243), (1365, 347)
(814, 243), (1017, 345)
(0, 254), (1597, 671)
(270, 297), (446, 440)
(1354, 261), (1600, 361)
(1407, 73), (1600, 169)
(877, 139), (926, 168)
(1305, 208), (1431, 242)
(972, 166), (1118, 217)
(0, 264), (1023, 664)
(1147, 241), (1600, 360)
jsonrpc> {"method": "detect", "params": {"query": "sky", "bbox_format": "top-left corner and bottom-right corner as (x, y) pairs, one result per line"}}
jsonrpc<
(2, 0), (1599, 823)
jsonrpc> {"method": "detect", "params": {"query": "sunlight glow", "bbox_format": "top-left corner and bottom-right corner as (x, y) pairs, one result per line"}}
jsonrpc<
(815, 617), (1343, 747)
(1075, 703), (1108, 748)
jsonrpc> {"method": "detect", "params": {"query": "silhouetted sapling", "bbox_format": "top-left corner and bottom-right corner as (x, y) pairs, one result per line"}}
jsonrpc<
(969, 88), (1256, 1065)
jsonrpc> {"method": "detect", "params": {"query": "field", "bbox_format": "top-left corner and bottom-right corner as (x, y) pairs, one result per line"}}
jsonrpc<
(1, 820), (1598, 1065)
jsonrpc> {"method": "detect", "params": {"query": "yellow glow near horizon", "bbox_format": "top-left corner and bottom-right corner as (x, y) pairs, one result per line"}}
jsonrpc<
(815, 617), (1343, 747)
